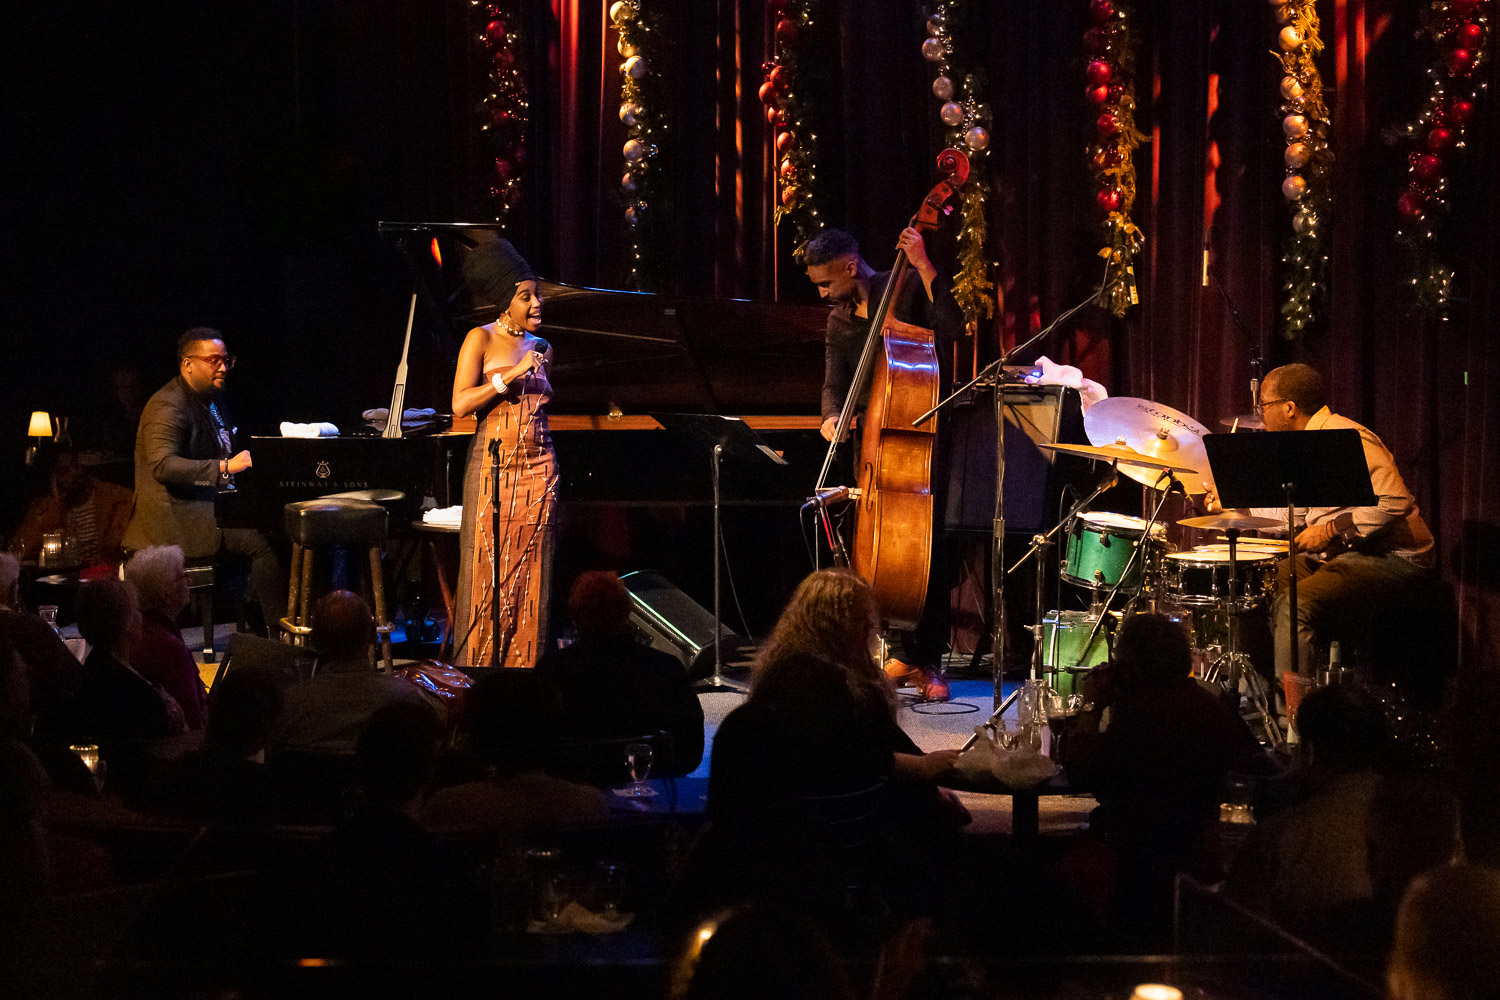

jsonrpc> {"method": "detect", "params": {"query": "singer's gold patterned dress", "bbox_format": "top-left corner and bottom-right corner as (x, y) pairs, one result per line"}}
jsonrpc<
(453, 357), (557, 667)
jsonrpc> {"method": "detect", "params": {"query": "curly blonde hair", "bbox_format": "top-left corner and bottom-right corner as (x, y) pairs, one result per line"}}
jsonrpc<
(753, 569), (893, 717)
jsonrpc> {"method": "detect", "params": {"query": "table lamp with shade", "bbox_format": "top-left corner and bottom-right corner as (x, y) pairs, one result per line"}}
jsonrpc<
(26, 411), (52, 465)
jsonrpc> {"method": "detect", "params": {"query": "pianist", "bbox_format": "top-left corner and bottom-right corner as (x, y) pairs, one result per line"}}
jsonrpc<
(121, 328), (284, 632)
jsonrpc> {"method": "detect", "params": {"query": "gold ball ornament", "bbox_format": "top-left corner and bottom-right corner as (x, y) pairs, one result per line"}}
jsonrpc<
(1281, 174), (1308, 200)
(1280, 76), (1303, 102)
(1279, 26), (1303, 51)
(1284, 142), (1309, 168)
(1282, 114), (1309, 139)
(617, 37), (637, 57)
(609, 2), (631, 25)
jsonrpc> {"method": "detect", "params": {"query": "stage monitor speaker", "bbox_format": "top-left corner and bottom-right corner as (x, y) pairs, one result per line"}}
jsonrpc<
(944, 384), (1089, 535)
(620, 570), (742, 679)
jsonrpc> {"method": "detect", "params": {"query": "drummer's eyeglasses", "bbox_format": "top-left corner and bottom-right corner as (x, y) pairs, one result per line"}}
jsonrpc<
(1254, 397), (1290, 413)
(185, 354), (236, 370)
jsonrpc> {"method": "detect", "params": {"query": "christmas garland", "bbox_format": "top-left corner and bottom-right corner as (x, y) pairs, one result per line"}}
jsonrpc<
(1084, 0), (1144, 318)
(761, 0), (828, 252)
(1274, 0), (1333, 339)
(472, 1), (529, 223)
(611, 1), (667, 290)
(1391, 0), (1491, 319)
(923, 3), (995, 331)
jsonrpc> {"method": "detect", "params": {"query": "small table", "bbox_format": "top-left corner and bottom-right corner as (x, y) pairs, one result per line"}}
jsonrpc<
(408, 519), (461, 658)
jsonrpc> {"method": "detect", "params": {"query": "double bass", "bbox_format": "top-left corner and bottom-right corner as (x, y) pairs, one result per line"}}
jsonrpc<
(812, 148), (969, 630)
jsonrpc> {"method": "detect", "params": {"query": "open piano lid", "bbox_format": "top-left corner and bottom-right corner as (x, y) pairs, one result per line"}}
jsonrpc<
(378, 221), (829, 416)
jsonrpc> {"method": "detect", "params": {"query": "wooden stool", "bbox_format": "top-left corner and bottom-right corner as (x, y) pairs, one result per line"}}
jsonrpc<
(280, 497), (393, 671)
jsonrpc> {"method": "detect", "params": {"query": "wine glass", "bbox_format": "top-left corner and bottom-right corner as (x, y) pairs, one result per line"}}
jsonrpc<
(622, 742), (657, 798)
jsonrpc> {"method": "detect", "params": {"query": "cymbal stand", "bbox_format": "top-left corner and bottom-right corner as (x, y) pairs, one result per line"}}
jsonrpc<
(1218, 529), (1282, 748)
(961, 462), (1120, 752)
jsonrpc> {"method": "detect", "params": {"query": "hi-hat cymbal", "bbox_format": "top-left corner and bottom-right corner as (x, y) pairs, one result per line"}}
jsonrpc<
(1219, 413), (1266, 430)
(1037, 441), (1199, 473)
(1178, 513), (1284, 532)
(1084, 397), (1211, 494)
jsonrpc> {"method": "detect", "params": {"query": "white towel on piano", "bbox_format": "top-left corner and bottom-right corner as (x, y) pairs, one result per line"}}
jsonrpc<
(279, 421), (341, 438)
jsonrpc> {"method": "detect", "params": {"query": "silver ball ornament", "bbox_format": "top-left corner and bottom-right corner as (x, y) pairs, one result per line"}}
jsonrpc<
(1280, 75), (1303, 102)
(624, 138), (646, 162)
(621, 173), (637, 193)
(932, 75), (954, 100)
(921, 37), (945, 62)
(964, 125), (990, 151)
(1284, 141), (1309, 168)
(619, 102), (641, 126)
(624, 55), (647, 79)
(940, 101), (964, 126)
(1282, 174), (1308, 201)
(1282, 114), (1309, 139)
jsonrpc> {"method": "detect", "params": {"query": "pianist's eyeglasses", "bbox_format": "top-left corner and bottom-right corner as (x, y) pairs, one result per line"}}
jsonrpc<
(186, 354), (236, 370)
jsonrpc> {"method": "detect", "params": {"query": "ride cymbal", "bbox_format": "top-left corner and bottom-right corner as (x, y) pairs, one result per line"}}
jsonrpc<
(1083, 396), (1212, 494)
(1177, 513), (1284, 532)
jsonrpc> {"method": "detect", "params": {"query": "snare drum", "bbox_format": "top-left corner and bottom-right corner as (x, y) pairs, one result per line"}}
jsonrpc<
(1041, 610), (1110, 697)
(1061, 512), (1167, 593)
(1165, 549), (1278, 606)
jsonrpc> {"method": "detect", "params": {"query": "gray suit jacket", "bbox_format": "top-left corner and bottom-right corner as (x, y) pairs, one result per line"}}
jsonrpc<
(122, 376), (228, 559)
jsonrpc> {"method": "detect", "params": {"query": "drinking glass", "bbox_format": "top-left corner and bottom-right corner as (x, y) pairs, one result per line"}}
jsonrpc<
(38, 605), (59, 632)
(622, 742), (657, 798)
(595, 861), (625, 919)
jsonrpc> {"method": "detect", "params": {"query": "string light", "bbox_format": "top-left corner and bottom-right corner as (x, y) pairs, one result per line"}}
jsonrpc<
(1275, 0), (1331, 339)
(1084, 0), (1144, 317)
(762, 0), (827, 251)
(471, 0), (529, 224)
(925, 3), (995, 331)
(1390, 0), (1490, 319)
(611, 1), (665, 290)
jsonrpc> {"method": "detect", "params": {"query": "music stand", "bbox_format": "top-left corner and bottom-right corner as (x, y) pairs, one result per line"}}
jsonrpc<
(1202, 429), (1376, 677)
(651, 413), (788, 692)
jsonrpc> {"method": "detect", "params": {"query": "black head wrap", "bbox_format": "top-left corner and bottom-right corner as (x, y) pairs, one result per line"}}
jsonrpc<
(462, 237), (537, 311)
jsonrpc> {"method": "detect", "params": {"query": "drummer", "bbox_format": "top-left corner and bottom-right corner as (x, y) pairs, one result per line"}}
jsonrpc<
(1204, 364), (1434, 677)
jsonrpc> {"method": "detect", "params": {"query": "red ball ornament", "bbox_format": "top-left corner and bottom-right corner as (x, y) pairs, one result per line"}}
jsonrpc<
(776, 18), (800, 44)
(1457, 23), (1485, 49)
(1397, 190), (1426, 220)
(485, 19), (506, 41)
(1427, 126), (1455, 152)
(1448, 99), (1475, 126)
(1087, 85), (1110, 105)
(1084, 28), (1108, 54)
(1089, 0), (1115, 25)
(494, 47), (515, 71)
(1413, 153), (1444, 183)
(1096, 188), (1123, 212)
(766, 105), (784, 126)
(1108, 82), (1126, 98)
(775, 130), (795, 153)
(758, 80), (778, 106)
(1096, 111), (1120, 137)
(1087, 60), (1113, 86)
(780, 184), (799, 208)
(1446, 47), (1475, 76)
(769, 65), (789, 91)
(779, 158), (797, 180)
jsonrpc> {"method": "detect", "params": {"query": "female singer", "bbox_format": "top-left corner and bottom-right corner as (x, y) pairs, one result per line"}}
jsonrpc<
(451, 238), (557, 667)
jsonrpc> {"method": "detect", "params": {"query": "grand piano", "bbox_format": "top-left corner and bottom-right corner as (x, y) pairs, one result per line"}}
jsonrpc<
(215, 222), (836, 634)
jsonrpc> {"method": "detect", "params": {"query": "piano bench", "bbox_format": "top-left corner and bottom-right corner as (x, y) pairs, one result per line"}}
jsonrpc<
(279, 498), (394, 672)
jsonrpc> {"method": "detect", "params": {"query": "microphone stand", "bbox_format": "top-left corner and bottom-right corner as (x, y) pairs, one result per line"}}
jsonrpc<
(489, 437), (503, 666)
(915, 260), (1124, 718)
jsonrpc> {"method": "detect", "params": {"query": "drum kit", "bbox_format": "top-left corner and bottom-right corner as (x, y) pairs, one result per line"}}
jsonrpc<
(1019, 396), (1285, 745)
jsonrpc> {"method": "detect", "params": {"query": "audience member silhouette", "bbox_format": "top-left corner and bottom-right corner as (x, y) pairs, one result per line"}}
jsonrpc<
(1062, 611), (1259, 946)
(73, 579), (185, 785)
(421, 669), (608, 834)
(669, 904), (856, 1000)
(270, 590), (436, 755)
(0, 631), (53, 920)
(0, 552), (81, 738)
(7, 448), (133, 570)
(124, 544), (208, 730)
(1387, 863), (1500, 1000)
(536, 570), (704, 775)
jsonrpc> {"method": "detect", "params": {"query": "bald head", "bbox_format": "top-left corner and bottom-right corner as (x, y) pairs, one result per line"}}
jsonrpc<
(310, 590), (375, 663)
